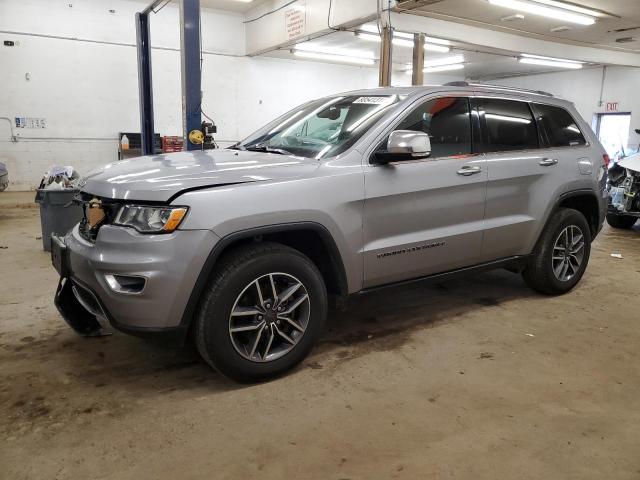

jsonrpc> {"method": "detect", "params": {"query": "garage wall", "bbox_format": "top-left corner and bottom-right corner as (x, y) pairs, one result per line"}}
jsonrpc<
(0, 0), (464, 190)
(498, 66), (640, 150)
(0, 0), (383, 190)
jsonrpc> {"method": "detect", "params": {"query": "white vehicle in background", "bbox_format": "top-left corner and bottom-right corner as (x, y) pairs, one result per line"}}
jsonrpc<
(607, 129), (640, 229)
(0, 162), (8, 191)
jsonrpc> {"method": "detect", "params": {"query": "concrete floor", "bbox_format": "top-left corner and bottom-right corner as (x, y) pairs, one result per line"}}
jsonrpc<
(1, 191), (639, 480)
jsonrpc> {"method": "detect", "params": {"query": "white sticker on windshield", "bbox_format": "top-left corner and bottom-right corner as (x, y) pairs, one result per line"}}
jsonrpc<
(353, 96), (392, 105)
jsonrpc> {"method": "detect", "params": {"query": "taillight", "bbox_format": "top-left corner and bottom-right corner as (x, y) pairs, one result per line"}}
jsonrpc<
(603, 154), (611, 168)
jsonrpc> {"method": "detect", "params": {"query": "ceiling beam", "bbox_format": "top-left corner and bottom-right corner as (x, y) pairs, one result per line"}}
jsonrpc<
(390, 12), (640, 68)
(244, 0), (385, 56)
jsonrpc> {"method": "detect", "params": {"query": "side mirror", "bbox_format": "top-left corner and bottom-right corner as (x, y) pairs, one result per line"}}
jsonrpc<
(372, 130), (431, 165)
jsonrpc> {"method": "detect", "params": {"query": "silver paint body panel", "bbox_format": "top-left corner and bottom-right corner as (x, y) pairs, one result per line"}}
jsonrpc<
(67, 85), (606, 330)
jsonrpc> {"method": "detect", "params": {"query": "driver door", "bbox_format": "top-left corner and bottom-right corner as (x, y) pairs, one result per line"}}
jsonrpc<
(362, 96), (487, 288)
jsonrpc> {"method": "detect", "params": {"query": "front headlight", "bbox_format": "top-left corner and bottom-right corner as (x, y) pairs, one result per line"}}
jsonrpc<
(114, 205), (188, 233)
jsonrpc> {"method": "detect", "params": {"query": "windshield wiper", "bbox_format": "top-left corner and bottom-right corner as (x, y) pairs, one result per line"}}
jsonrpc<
(244, 144), (293, 156)
(227, 143), (245, 151)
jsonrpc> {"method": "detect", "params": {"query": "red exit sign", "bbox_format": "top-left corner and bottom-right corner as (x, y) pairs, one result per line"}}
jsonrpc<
(606, 102), (619, 112)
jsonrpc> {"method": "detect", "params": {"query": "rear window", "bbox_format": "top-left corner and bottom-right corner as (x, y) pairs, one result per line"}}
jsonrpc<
(480, 98), (538, 152)
(531, 103), (587, 147)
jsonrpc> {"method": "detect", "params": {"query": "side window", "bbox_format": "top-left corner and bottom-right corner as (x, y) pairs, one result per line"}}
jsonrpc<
(395, 97), (472, 158)
(531, 103), (587, 147)
(480, 98), (538, 152)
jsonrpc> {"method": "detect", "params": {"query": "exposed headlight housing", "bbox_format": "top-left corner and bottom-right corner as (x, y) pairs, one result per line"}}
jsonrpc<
(114, 205), (188, 233)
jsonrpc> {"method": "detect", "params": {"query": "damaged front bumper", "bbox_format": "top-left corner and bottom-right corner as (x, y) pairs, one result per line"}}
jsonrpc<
(51, 224), (218, 344)
(54, 276), (113, 337)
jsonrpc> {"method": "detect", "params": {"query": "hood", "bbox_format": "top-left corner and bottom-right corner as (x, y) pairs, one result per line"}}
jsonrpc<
(618, 152), (640, 173)
(80, 149), (320, 202)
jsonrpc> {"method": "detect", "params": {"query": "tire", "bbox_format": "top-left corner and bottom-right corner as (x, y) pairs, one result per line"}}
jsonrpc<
(194, 242), (327, 382)
(606, 213), (637, 229)
(522, 208), (591, 295)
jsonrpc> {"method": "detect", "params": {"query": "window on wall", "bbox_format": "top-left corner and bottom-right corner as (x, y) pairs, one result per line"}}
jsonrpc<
(394, 97), (472, 158)
(480, 98), (538, 152)
(532, 103), (586, 147)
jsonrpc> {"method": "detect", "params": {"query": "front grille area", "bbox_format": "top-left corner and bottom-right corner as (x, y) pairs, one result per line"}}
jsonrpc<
(76, 192), (122, 243)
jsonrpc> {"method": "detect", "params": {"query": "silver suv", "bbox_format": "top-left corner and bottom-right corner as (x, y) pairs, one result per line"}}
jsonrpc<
(52, 83), (608, 381)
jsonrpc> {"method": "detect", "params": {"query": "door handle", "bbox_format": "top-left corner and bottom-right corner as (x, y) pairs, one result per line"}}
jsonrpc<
(457, 165), (482, 176)
(539, 158), (558, 166)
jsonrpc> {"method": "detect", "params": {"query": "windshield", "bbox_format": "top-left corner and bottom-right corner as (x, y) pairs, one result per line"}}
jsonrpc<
(236, 95), (403, 159)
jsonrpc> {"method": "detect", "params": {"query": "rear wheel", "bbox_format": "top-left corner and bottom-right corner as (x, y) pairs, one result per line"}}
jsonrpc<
(606, 213), (637, 229)
(523, 208), (591, 295)
(194, 242), (327, 382)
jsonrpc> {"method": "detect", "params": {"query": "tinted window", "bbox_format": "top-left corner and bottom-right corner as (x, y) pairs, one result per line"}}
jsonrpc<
(532, 103), (586, 147)
(480, 98), (538, 152)
(395, 97), (472, 158)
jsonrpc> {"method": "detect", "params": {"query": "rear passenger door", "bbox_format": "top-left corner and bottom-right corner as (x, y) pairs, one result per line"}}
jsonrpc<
(477, 97), (583, 261)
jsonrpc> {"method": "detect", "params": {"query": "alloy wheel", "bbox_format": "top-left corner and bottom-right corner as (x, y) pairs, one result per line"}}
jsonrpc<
(228, 273), (310, 362)
(551, 225), (585, 282)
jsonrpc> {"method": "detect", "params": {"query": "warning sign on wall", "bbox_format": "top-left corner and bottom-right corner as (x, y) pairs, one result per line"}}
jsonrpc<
(285, 5), (306, 40)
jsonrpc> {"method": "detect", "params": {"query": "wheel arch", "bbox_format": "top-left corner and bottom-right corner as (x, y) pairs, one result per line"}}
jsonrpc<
(180, 222), (349, 328)
(529, 189), (601, 256)
(556, 189), (601, 238)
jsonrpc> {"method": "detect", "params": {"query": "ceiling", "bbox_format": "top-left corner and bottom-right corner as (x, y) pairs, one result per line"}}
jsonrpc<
(197, 0), (639, 79)
(264, 24), (604, 80)
(199, 0), (268, 13)
(398, 0), (640, 52)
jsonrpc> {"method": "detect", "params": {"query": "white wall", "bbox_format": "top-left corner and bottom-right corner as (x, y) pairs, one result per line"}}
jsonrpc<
(1, 0), (392, 190)
(498, 66), (640, 150)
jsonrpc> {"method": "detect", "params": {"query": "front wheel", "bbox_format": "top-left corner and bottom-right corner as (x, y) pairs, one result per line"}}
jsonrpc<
(194, 242), (327, 382)
(606, 213), (637, 229)
(522, 208), (591, 295)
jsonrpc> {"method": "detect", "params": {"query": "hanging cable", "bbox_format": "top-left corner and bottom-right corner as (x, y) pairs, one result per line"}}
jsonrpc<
(244, 0), (298, 24)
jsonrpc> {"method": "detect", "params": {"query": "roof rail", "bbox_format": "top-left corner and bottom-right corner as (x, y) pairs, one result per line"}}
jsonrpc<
(444, 81), (554, 97)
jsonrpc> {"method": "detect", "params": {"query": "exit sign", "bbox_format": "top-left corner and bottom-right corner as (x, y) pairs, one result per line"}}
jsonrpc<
(606, 102), (619, 112)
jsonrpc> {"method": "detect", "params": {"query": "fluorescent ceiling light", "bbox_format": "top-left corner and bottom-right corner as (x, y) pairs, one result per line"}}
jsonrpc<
(519, 57), (583, 69)
(358, 24), (451, 49)
(392, 31), (451, 45)
(424, 54), (465, 67)
(424, 64), (465, 73)
(405, 55), (465, 73)
(293, 50), (375, 65)
(295, 42), (373, 59)
(392, 38), (415, 48)
(488, 0), (596, 25)
(359, 24), (380, 34)
(356, 32), (414, 48)
(526, 0), (604, 17)
(521, 53), (583, 63)
(357, 32), (450, 52)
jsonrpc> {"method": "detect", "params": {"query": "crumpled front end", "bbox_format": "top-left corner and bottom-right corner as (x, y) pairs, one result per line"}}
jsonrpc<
(53, 220), (219, 344)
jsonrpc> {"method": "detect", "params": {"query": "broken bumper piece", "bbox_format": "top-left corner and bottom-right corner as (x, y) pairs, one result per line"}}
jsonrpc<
(54, 277), (113, 337)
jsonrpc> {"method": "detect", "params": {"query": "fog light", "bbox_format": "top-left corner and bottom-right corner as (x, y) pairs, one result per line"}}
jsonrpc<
(105, 274), (146, 294)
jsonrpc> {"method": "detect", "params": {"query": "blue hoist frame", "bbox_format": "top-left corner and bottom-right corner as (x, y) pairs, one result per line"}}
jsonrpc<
(136, 0), (202, 155)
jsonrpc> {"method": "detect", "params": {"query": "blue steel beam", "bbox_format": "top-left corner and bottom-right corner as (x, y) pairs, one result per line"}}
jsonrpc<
(180, 0), (202, 151)
(135, 11), (155, 156)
